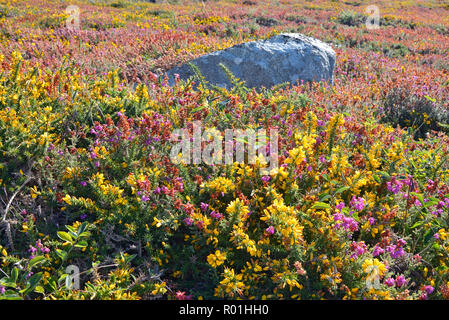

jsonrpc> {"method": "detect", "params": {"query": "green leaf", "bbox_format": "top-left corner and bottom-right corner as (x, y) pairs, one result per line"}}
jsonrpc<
(311, 202), (331, 210)
(34, 286), (45, 294)
(410, 221), (424, 229)
(65, 225), (76, 233)
(20, 272), (42, 295)
(55, 249), (67, 260)
(57, 231), (73, 243)
(77, 222), (89, 236)
(78, 231), (91, 238)
(74, 240), (88, 248)
(0, 291), (22, 300)
(335, 186), (350, 194)
(319, 194), (332, 202)
(46, 278), (57, 292)
(352, 211), (361, 223)
(28, 256), (47, 268)
(11, 267), (18, 284)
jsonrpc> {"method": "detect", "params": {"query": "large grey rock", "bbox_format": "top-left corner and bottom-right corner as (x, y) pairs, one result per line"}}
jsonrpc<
(166, 33), (336, 89)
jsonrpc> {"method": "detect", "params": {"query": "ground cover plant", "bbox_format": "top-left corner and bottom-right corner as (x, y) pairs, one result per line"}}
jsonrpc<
(0, 0), (449, 300)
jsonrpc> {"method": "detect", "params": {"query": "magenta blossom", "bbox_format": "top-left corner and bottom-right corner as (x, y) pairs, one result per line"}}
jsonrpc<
(266, 226), (275, 235)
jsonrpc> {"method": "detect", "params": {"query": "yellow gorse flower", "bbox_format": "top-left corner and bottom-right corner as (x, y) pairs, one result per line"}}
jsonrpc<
(207, 250), (227, 268)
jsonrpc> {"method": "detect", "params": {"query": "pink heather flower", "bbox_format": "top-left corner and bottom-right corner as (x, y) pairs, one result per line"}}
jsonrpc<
(419, 293), (428, 300)
(434, 233), (440, 239)
(175, 291), (192, 300)
(261, 176), (271, 182)
(210, 211), (223, 220)
(395, 275), (406, 287)
(266, 226), (275, 235)
(200, 202), (209, 212)
(349, 241), (367, 259)
(368, 217), (375, 225)
(0, 286), (5, 294)
(385, 278), (395, 287)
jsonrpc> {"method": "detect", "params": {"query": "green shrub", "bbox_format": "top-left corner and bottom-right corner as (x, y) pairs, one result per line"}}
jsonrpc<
(336, 11), (366, 27)
(380, 87), (449, 139)
(255, 16), (279, 27)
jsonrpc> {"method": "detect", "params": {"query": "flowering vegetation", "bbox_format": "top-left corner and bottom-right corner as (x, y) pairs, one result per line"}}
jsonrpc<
(1, 0), (449, 300)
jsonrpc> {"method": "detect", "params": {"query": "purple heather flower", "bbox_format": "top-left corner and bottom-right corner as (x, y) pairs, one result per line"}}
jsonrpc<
(261, 176), (271, 182)
(336, 202), (345, 211)
(319, 155), (326, 163)
(0, 286), (5, 294)
(387, 245), (405, 259)
(351, 196), (365, 211)
(423, 285), (434, 295)
(373, 245), (384, 257)
(387, 179), (403, 194)
(385, 278), (395, 287)
(183, 217), (193, 226)
(266, 226), (275, 235)
(395, 275), (406, 287)
(333, 212), (358, 232)
(200, 202), (209, 212)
